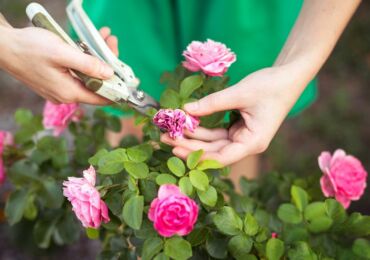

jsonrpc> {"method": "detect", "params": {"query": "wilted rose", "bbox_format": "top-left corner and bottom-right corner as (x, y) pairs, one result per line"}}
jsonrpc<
(43, 101), (83, 136)
(63, 166), (110, 228)
(183, 39), (236, 77)
(148, 184), (198, 237)
(318, 149), (367, 208)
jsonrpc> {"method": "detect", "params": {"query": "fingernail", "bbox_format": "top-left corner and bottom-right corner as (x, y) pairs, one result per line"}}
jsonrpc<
(184, 102), (198, 112)
(102, 64), (114, 78)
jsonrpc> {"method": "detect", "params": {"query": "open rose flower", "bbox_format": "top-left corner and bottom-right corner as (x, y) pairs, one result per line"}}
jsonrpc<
(0, 131), (14, 184)
(183, 39), (236, 77)
(63, 166), (110, 228)
(43, 101), (83, 136)
(153, 109), (199, 139)
(148, 184), (198, 237)
(318, 149), (367, 208)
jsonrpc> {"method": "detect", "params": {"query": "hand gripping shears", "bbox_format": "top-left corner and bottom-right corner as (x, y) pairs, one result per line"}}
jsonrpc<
(26, 1), (159, 115)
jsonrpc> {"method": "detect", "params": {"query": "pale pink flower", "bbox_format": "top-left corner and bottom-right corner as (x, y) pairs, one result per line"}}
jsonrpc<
(318, 149), (367, 208)
(63, 166), (110, 228)
(153, 109), (199, 139)
(0, 131), (14, 184)
(148, 184), (198, 237)
(183, 39), (236, 77)
(42, 101), (83, 136)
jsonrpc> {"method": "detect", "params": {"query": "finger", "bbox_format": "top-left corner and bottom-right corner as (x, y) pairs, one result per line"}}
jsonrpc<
(161, 134), (230, 152)
(55, 43), (114, 79)
(69, 77), (112, 105)
(183, 127), (228, 142)
(99, 27), (111, 39)
(184, 85), (245, 116)
(106, 35), (119, 56)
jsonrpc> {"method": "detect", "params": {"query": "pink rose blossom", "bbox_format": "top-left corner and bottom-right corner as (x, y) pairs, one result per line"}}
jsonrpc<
(0, 131), (14, 184)
(63, 166), (110, 228)
(318, 149), (367, 208)
(43, 101), (83, 136)
(182, 39), (236, 77)
(271, 232), (278, 238)
(153, 109), (199, 139)
(148, 184), (199, 237)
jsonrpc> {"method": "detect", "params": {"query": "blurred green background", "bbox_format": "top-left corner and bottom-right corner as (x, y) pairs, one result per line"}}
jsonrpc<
(0, 0), (369, 258)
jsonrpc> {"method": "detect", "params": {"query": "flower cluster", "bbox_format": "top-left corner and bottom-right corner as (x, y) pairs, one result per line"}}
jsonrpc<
(0, 131), (13, 184)
(43, 101), (83, 136)
(318, 149), (367, 208)
(63, 166), (110, 228)
(153, 109), (199, 139)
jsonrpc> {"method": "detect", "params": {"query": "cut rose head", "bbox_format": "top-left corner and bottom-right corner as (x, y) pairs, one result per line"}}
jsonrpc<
(63, 166), (110, 228)
(318, 149), (367, 208)
(42, 101), (83, 136)
(182, 39), (236, 77)
(148, 184), (199, 237)
(153, 109), (199, 139)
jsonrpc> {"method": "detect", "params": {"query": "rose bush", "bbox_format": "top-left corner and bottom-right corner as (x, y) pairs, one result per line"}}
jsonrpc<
(1, 39), (369, 259)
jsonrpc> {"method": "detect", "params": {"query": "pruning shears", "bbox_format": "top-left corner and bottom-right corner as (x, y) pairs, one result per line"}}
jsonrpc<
(26, 1), (159, 115)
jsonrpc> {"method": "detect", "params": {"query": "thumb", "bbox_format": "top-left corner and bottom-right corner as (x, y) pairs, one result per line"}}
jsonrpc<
(184, 86), (243, 116)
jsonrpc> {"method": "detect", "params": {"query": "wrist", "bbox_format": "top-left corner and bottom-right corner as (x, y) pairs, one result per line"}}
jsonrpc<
(0, 26), (15, 68)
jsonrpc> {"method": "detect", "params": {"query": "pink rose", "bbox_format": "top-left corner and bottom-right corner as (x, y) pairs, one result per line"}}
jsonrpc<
(182, 39), (236, 77)
(63, 166), (110, 228)
(42, 101), (83, 136)
(148, 184), (199, 237)
(0, 131), (14, 184)
(318, 149), (368, 208)
(153, 109), (199, 139)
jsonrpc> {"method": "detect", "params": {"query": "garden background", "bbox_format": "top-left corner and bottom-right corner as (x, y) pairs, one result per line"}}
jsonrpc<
(0, 0), (369, 259)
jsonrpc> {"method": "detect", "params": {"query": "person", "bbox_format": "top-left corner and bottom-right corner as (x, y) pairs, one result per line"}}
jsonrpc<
(0, 1), (362, 172)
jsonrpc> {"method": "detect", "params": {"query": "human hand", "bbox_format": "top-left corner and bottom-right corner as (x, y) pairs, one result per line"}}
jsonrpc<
(160, 66), (308, 165)
(0, 25), (118, 104)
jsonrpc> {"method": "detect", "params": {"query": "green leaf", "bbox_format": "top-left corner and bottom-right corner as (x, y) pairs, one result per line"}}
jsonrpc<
(160, 88), (182, 109)
(179, 75), (203, 98)
(189, 170), (209, 191)
(5, 189), (29, 225)
(154, 253), (169, 260)
(325, 199), (347, 224)
(8, 160), (40, 185)
(187, 228), (209, 246)
(156, 174), (177, 185)
(206, 236), (228, 259)
(307, 216), (333, 233)
(106, 115), (121, 132)
(142, 237), (163, 260)
(124, 161), (149, 179)
(164, 237), (192, 260)
(88, 149), (108, 166)
(122, 195), (144, 230)
(196, 159), (223, 171)
(352, 238), (370, 259)
(287, 241), (316, 260)
(186, 150), (203, 169)
(228, 234), (253, 259)
(277, 203), (302, 224)
(33, 219), (56, 249)
(284, 227), (309, 244)
(86, 228), (99, 240)
(15, 108), (33, 125)
(244, 213), (259, 236)
(213, 206), (243, 235)
(197, 186), (217, 207)
(98, 148), (127, 174)
(179, 177), (193, 196)
(304, 202), (326, 221)
(39, 178), (64, 209)
(291, 185), (308, 212)
(36, 136), (69, 167)
(23, 195), (37, 220)
(127, 144), (153, 162)
(266, 238), (285, 260)
(167, 157), (186, 177)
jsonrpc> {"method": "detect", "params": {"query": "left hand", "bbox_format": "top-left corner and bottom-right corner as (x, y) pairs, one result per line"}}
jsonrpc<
(160, 65), (307, 166)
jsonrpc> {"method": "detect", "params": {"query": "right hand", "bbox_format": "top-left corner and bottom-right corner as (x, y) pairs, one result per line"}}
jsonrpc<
(0, 26), (116, 104)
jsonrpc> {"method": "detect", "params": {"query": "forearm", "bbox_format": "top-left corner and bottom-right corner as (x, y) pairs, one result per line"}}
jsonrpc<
(0, 13), (14, 68)
(275, 0), (361, 88)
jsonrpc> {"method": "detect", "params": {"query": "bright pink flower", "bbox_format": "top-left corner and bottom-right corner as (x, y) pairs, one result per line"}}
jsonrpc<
(148, 184), (198, 237)
(182, 39), (236, 77)
(0, 131), (14, 184)
(318, 149), (367, 208)
(63, 166), (110, 228)
(42, 101), (83, 136)
(271, 232), (278, 238)
(153, 109), (199, 139)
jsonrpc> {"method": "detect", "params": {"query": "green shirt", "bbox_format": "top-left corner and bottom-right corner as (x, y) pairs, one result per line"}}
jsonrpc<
(82, 0), (316, 117)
